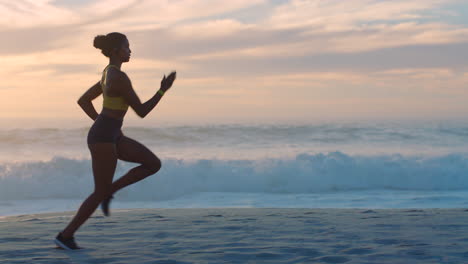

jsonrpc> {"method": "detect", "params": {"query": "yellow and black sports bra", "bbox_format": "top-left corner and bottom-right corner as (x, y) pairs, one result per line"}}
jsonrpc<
(101, 65), (129, 111)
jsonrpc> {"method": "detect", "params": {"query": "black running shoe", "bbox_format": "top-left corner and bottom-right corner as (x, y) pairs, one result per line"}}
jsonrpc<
(101, 195), (114, 216)
(54, 233), (81, 250)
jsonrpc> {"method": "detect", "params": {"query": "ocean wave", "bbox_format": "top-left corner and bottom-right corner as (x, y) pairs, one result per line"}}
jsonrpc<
(1, 152), (468, 201)
(1, 123), (467, 146)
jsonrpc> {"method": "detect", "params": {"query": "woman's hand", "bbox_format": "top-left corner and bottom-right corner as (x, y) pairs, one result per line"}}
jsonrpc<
(160, 71), (176, 92)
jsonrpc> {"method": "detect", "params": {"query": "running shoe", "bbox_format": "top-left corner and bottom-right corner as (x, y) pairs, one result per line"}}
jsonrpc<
(54, 232), (81, 250)
(101, 195), (114, 216)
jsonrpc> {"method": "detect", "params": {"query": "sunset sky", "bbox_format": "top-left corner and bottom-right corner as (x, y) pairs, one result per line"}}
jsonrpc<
(1, 0), (468, 127)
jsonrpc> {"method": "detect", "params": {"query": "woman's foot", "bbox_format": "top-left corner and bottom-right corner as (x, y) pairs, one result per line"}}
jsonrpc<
(101, 195), (114, 216)
(54, 232), (81, 250)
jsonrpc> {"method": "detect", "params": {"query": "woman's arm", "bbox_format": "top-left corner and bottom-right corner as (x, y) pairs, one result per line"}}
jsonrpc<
(118, 72), (176, 118)
(77, 81), (102, 120)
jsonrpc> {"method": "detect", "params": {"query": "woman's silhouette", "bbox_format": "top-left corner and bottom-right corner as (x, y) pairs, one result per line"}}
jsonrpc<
(54, 32), (176, 250)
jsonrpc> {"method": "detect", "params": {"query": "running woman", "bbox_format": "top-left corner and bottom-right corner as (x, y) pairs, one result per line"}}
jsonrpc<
(54, 32), (176, 250)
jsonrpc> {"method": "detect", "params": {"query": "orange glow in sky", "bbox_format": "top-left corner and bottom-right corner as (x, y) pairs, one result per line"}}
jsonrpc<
(1, 0), (468, 127)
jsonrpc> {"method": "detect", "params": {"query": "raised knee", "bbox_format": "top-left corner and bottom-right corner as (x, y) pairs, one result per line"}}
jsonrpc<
(146, 158), (161, 174)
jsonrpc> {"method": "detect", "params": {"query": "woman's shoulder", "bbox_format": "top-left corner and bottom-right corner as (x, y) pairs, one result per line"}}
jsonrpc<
(108, 68), (131, 86)
(107, 67), (128, 78)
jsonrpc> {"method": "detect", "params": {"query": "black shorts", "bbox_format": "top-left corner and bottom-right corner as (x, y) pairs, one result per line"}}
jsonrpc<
(87, 115), (123, 144)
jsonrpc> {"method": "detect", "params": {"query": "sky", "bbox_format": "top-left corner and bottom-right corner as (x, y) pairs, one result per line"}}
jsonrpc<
(1, 0), (468, 127)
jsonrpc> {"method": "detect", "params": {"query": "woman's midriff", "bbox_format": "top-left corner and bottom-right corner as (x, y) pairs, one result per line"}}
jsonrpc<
(101, 107), (127, 120)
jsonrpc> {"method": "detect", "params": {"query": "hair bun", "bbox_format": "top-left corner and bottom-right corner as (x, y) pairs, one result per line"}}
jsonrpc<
(93, 35), (108, 50)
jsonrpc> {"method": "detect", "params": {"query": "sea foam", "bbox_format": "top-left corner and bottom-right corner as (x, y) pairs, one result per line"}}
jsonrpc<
(1, 152), (468, 202)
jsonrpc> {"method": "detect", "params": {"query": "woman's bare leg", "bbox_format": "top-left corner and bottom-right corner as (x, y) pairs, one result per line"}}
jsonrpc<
(61, 143), (117, 238)
(110, 136), (161, 194)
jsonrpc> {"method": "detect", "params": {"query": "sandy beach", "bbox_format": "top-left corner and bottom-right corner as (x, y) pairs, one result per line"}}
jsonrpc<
(1, 208), (467, 263)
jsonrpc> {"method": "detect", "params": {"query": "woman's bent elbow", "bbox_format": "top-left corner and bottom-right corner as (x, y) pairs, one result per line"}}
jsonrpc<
(136, 111), (147, 118)
(134, 108), (149, 118)
(77, 97), (87, 106)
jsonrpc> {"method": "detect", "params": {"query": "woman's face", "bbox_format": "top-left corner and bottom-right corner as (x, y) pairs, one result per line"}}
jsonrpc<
(116, 39), (131, 62)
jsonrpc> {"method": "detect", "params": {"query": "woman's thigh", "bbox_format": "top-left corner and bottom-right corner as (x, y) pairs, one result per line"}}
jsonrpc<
(116, 136), (160, 167)
(88, 143), (118, 192)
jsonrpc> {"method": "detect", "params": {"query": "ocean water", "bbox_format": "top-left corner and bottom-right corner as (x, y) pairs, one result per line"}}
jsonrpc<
(1, 121), (468, 216)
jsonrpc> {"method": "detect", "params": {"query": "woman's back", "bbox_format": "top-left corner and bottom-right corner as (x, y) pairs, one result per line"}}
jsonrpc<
(101, 65), (129, 113)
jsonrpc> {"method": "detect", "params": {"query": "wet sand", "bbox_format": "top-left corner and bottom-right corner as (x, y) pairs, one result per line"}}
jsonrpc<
(1, 208), (468, 263)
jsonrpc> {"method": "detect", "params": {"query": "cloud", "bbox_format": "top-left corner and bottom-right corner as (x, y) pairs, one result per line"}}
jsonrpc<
(120, 0), (468, 77)
(0, 0), (80, 27)
(0, 26), (81, 55)
(171, 42), (468, 79)
(1, 0), (467, 76)
(0, 0), (144, 55)
(110, 0), (267, 27)
(266, 0), (460, 29)
(1, 0), (468, 124)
